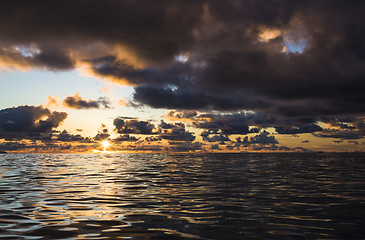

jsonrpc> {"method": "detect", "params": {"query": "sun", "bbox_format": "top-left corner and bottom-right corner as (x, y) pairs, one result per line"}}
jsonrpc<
(101, 140), (110, 151)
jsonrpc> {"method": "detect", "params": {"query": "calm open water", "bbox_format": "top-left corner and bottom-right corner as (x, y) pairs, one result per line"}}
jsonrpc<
(0, 153), (364, 239)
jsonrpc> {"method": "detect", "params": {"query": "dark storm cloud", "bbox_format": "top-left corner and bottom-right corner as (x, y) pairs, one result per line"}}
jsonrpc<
(236, 131), (278, 145)
(210, 144), (220, 150)
(144, 136), (161, 142)
(191, 112), (256, 135)
(202, 134), (230, 143)
(31, 48), (75, 70)
(0, 105), (95, 150)
(113, 135), (139, 142)
(159, 120), (182, 129)
(90, 56), (196, 86)
(313, 130), (363, 140)
(0, 141), (30, 151)
(0, 46), (74, 70)
(57, 130), (90, 142)
(225, 131), (305, 151)
(0, 105), (67, 138)
(112, 118), (196, 141)
(158, 120), (195, 142)
(63, 94), (111, 109)
(167, 110), (354, 139)
(88, 1), (364, 120)
(166, 110), (198, 121)
(113, 118), (157, 135)
(313, 118), (365, 140)
(223, 131), (300, 151)
(112, 117), (197, 144)
(0, 0), (203, 68)
(132, 85), (269, 110)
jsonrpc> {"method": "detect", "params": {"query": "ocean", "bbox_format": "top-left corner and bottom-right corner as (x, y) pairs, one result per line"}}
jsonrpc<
(0, 153), (364, 239)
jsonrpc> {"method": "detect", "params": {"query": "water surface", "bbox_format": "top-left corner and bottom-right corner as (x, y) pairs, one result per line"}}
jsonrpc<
(0, 153), (364, 239)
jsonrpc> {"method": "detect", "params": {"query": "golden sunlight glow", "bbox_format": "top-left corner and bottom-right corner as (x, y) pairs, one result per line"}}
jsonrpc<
(101, 140), (110, 151)
(258, 29), (281, 42)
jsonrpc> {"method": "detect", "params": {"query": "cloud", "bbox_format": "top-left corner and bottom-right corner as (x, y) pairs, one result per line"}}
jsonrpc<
(166, 111), (269, 139)
(63, 93), (111, 109)
(210, 144), (220, 150)
(313, 118), (365, 139)
(0, 109), (318, 152)
(113, 134), (139, 142)
(113, 118), (157, 135)
(1, 1), (365, 151)
(0, 105), (67, 138)
(45, 96), (61, 108)
(78, 1), (365, 124)
(158, 120), (195, 142)
(314, 130), (362, 140)
(0, 111), (97, 152)
(166, 110), (360, 142)
(0, 46), (74, 71)
(144, 136), (162, 142)
(112, 118), (196, 141)
(0, 0), (204, 70)
(56, 130), (89, 142)
(223, 131), (304, 152)
(189, 112), (257, 135)
(0, 1), (363, 119)
(132, 84), (269, 110)
(237, 131), (278, 145)
(94, 124), (110, 141)
(202, 134), (230, 143)
(46, 94), (112, 109)
(165, 110), (198, 121)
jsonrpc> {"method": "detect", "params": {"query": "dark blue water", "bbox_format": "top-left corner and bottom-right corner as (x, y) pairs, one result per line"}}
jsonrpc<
(0, 153), (364, 239)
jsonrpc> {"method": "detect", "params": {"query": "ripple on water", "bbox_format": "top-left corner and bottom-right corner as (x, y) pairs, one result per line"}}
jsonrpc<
(0, 153), (364, 239)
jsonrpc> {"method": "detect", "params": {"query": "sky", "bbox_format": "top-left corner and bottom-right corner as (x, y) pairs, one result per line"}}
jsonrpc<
(0, 0), (364, 153)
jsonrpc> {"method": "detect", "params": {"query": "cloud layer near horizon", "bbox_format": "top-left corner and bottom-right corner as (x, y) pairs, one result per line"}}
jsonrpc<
(0, 105), (302, 152)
